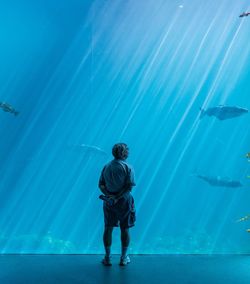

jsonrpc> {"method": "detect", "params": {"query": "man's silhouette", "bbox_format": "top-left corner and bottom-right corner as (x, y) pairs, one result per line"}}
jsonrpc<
(99, 143), (136, 266)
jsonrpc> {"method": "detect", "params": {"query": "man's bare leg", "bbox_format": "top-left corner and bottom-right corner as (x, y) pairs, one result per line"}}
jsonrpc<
(120, 227), (130, 257)
(103, 226), (113, 257)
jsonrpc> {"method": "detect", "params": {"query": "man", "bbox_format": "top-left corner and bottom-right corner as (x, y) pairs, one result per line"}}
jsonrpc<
(98, 143), (136, 266)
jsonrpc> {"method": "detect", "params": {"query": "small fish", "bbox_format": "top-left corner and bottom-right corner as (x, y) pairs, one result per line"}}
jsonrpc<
(0, 102), (19, 116)
(247, 229), (250, 233)
(246, 153), (250, 159)
(199, 105), (248, 120)
(239, 12), (250, 18)
(236, 215), (250, 223)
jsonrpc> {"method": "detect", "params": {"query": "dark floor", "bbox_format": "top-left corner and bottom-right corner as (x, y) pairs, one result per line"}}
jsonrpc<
(0, 254), (250, 284)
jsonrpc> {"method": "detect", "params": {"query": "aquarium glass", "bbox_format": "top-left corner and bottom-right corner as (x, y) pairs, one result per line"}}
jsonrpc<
(0, 0), (250, 254)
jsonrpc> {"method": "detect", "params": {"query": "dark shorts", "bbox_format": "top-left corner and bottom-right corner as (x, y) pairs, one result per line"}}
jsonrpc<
(103, 192), (136, 228)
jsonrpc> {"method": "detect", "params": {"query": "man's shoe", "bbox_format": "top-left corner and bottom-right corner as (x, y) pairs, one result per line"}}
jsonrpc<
(102, 256), (112, 266)
(119, 255), (130, 266)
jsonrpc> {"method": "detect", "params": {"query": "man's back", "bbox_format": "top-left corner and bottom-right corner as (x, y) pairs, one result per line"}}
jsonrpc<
(99, 159), (135, 194)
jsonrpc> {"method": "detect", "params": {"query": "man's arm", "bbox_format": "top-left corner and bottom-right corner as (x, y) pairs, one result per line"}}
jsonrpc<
(99, 184), (111, 196)
(112, 186), (132, 200)
(98, 166), (111, 196)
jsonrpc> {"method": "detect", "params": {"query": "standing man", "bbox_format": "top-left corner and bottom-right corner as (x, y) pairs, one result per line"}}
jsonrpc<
(99, 143), (136, 266)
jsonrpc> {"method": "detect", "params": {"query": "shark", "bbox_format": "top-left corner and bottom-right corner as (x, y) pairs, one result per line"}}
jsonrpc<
(194, 174), (243, 188)
(199, 105), (248, 120)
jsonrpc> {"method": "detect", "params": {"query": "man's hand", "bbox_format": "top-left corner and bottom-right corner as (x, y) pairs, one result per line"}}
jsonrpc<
(100, 185), (106, 191)
(99, 184), (111, 196)
(107, 195), (118, 205)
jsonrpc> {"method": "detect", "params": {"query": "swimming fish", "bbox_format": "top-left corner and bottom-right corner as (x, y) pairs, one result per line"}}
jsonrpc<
(247, 229), (250, 233)
(194, 174), (243, 188)
(0, 102), (19, 116)
(70, 144), (107, 156)
(236, 215), (250, 223)
(246, 153), (250, 159)
(199, 105), (248, 120)
(239, 12), (250, 18)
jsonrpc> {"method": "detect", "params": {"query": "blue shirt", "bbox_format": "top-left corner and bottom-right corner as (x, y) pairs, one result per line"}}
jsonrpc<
(99, 159), (136, 194)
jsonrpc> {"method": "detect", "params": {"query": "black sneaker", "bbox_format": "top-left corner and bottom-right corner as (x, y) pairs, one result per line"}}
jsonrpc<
(119, 255), (130, 266)
(102, 256), (112, 266)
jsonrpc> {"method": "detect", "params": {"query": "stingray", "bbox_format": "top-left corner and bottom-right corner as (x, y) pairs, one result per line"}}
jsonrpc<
(69, 144), (107, 156)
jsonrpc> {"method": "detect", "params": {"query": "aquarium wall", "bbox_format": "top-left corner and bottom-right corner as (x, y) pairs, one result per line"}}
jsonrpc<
(0, 0), (250, 254)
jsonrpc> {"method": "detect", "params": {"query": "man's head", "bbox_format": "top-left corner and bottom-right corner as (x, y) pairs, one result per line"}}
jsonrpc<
(112, 143), (129, 160)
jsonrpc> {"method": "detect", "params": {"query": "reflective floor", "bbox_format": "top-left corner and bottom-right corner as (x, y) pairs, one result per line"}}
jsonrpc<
(0, 255), (250, 284)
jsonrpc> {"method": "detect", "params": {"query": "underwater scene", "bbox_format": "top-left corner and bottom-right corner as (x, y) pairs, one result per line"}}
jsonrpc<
(0, 0), (250, 254)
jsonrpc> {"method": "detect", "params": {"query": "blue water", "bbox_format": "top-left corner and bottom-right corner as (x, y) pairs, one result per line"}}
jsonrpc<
(0, 0), (250, 254)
